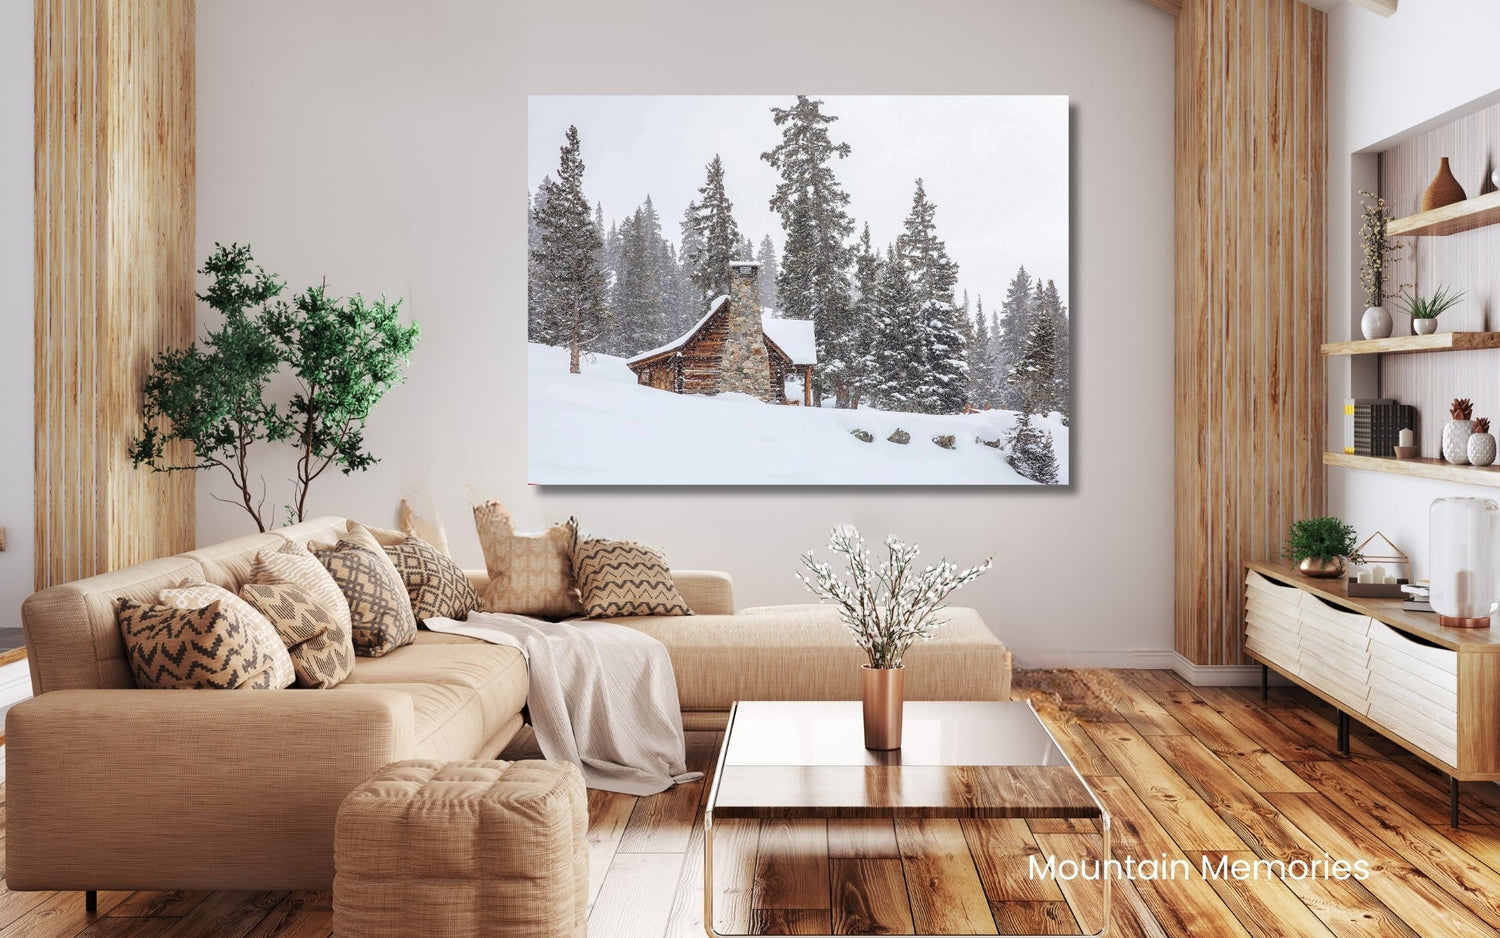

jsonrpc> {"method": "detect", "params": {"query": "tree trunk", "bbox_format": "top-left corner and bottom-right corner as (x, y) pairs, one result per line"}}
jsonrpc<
(569, 338), (580, 374)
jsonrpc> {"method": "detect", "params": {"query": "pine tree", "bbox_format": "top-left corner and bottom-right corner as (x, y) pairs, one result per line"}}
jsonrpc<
(676, 201), (705, 331)
(527, 181), (553, 343)
(688, 155), (744, 304)
(756, 235), (779, 309)
(839, 224), (882, 408)
(870, 245), (924, 412)
(762, 96), (856, 405)
(530, 125), (610, 373)
(739, 237), (756, 262)
(1036, 278), (1071, 421)
(969, 296), (997, 409)
(1006, 413), (1060, 484)
(898, 179), (966, 414)
(994, 266), (1035, 409)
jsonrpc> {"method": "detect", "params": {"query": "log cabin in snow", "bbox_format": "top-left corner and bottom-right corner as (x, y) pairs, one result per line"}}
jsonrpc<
(626, 260), (816, 405)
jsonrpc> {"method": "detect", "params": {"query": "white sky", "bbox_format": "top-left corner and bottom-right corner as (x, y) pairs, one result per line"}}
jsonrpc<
(527, 95), (1069, 318)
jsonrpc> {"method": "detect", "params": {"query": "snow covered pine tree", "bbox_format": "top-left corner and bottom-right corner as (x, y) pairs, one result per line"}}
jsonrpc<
(531, 125), (610, 373)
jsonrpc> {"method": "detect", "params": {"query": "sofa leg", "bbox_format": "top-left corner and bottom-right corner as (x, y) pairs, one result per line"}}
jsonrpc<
(85, 891), (97, 913)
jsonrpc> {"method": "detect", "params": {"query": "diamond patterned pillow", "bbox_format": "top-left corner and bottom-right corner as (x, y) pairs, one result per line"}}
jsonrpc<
(117, 598), (280, 690)
(158, 579), (296, 689)
(472, 500), (584, 619)
(251, 540), (354, 644)
(241, 582), (355, 688)
(312, 542), (418, 657)
(572, 537), (693, 619)
(383, 534), (481, 622)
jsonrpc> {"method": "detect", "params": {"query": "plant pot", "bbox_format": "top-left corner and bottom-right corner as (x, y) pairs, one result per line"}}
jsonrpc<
(1414, 318), (1439, 335)
(1422, 157), (1467, 212)
(1298, 557), (1345, 578)
(861, 664), (904, 750)
(1470, 432), (1497, 467)
(1444, 419), (1474, 464)
(1361, 306), (1393, 340)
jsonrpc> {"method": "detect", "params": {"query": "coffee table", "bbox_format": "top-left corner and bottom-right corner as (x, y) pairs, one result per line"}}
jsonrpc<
(703, 700), (1110, 937)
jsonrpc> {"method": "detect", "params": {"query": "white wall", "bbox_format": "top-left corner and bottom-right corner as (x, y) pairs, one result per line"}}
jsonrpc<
(195, 0), (1176, 667)
(1327, 0), (1500, 575)
(0, 0), (35, 631)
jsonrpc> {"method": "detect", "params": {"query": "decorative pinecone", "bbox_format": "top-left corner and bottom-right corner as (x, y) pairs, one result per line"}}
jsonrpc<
(1451, 398), (1474, 420)
(1477, 417), (1491, 435)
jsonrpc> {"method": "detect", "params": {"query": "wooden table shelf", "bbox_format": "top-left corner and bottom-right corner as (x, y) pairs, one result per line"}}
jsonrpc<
(1320, 331), (1500, 356)
(1323, 451), (1500, 488)
(1386, 189), (1500, 237)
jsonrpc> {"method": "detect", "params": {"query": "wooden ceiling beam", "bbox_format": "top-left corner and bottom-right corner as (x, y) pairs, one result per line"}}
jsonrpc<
(1135, 0), (1183, 14)
(1347, 0), (1397, 15)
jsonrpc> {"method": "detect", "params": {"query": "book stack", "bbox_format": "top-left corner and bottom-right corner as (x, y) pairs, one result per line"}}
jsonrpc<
(1345, 399), (1416, 457)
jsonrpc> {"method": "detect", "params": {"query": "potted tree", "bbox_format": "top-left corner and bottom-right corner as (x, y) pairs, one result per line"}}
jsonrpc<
(1282, 516), (1366, 578)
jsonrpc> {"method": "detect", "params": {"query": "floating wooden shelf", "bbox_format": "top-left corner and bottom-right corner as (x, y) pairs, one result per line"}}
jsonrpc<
(1321, 331), (1500, 356)
(1386, 189), (1500, 238)
(1324, 451), (1500, 488)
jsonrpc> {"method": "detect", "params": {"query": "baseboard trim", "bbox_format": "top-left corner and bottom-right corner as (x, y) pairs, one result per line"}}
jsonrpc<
(1016, 649), (1178, 670)
(1170, 653), (1292, 687)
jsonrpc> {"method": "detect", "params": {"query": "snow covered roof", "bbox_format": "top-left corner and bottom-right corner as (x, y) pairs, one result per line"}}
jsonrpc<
(730, 259), (761, 268)
(625, 295), (729, 366)
(761, 314), (816, 366)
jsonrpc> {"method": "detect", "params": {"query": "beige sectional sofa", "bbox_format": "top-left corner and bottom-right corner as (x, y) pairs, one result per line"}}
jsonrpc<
(8, 516), (1011, 893)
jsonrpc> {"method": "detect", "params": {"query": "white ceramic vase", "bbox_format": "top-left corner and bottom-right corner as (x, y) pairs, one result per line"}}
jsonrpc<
(1444, 419), (1474, 464)
(1361, 306), (1393, 340)
(1414, 318), (1439, 335)
(1470, 432), (1497, 467)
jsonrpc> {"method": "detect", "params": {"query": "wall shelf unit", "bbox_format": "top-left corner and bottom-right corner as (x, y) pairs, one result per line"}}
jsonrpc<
(1323, 452), (1500, 487)
(1386, 189), (1500, 238)
(1321, 332), (1500, 357)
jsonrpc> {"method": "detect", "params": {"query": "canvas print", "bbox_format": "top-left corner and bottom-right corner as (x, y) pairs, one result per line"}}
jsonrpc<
(527, 95), (1069, 485)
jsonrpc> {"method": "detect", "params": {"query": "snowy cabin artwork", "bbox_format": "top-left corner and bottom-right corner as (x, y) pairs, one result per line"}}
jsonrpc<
(527, 94), (1070, 486)
(626, 262), (816, 406)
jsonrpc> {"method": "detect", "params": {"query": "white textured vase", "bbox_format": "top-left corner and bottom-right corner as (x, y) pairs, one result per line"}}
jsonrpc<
(1444, 419), (1474, 464)
(1361, 305), (1393, 340)
(1414, 318), (1440, 335)
(1470, 432), (1497, 467)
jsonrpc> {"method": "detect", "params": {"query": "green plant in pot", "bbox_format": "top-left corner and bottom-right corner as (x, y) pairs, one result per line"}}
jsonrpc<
(1282, 517), (1366, 578)
(1398, 284), (1464, 335)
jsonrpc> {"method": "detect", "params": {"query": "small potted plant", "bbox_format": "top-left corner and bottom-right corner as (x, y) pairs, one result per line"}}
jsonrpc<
(1282, 517), (1365, 578)
(1397, 284), (1465, 335)
(1358, 190), (1405, 340)
(1444, 397), (1475, 465)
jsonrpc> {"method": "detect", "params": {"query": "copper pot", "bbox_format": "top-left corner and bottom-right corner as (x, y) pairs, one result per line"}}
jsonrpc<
(862, 665), (905, 750)
(1297, 557), (1345, 578)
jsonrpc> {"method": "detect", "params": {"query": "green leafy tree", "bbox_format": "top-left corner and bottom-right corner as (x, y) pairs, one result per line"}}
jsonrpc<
(264, 285), (420, 524)
(129, 244), (291, 532)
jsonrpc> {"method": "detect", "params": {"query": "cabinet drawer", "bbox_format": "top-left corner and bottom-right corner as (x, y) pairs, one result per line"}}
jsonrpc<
(1368, 622), (1458, 676)
(1298, 594), (1374, 638)
(1246, 608), (1300, 645)
(1368, 699), (1457, 766)
(1367, 647), (1459, 705)
(1368, 682), (1455, 728)
(1246, 571), (1306, 617)
(1297, 659), (1370, 713)
(1246, 633), (1301, 674)
(1296, 619), (1371, 659)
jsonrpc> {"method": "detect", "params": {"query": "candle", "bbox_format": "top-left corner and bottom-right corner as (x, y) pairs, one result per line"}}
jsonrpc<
(1357, 571), (1373, 584)
(1384, 575), (1399, 584)
(1399, 428), (1414, 447)
(1372, 565), (1386, 582)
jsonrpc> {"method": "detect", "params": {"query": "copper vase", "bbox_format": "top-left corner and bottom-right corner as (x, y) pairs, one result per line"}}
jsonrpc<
(1297, 557), (1345, 578)
(1421, 157), (1467, 211)
(862, 665), (905, 750)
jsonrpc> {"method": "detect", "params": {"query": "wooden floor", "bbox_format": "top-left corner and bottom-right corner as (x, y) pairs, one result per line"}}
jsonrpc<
(4, 670), (1500, 936)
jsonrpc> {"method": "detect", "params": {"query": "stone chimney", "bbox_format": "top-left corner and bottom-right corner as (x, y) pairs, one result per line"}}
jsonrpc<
(717, 260), (771, 399)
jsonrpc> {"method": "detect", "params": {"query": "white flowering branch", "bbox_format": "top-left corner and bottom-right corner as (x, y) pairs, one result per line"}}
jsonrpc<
(796, 526), (992, 670)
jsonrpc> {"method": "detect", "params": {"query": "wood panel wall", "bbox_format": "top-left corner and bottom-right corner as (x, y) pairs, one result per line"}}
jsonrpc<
(34, 0), (196, 590)
(1174, 0), (1327, 665)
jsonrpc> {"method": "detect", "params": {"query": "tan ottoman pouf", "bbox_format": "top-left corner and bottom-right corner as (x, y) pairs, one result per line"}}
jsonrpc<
(333, 759), (588, 938)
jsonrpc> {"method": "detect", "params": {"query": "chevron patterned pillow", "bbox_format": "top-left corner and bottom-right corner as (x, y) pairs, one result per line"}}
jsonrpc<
(572, 537), (693, 619)
(158, 579), (297, 689)
(312, 542), (418, 657)
(116, 598), (281, 690)
(241, 582), (355, 689)
(383, 534), (481, 622)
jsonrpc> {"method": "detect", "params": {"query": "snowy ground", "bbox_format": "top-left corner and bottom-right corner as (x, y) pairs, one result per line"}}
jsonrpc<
(528, 344), (1069, 485)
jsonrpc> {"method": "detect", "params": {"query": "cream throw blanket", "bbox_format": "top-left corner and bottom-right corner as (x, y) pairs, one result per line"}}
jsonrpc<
(424, 612), (701, 795)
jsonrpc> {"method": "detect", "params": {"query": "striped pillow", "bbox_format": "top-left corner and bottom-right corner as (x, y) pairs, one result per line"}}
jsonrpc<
(158, 580), (296, 689)
(572, 537), (692, 619)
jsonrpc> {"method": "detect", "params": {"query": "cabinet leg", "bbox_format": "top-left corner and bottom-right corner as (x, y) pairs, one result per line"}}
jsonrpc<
(85, 891), (96, 913)
(1261, 665), (1268, 701)
(1451, 776), (1460, 829)
(1337, 711), (1350, 754)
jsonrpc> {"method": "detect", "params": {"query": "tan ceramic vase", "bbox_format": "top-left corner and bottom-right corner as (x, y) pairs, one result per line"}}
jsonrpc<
(1421, 157), (1467, 211)
(862, 665), (905, 750)
(1298, 557), (1345, 578)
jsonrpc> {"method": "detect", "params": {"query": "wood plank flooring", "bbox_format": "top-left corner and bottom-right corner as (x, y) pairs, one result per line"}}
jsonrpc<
(3, 670), (1500, 935)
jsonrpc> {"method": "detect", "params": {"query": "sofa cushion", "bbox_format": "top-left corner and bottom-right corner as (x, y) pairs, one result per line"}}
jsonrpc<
(241, 582), (356, 689)
(158, 580), (297, 689)
(383, 535), (480, 622)
(117, 599), (282, 690)
(572, 537), (692, 619)
(612, 604), (1009, 714)
(252, 540), (355, 648)
(312, 543), (418, 658)
(341, 637), (528, 757)
(472, 500), (584, 620)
